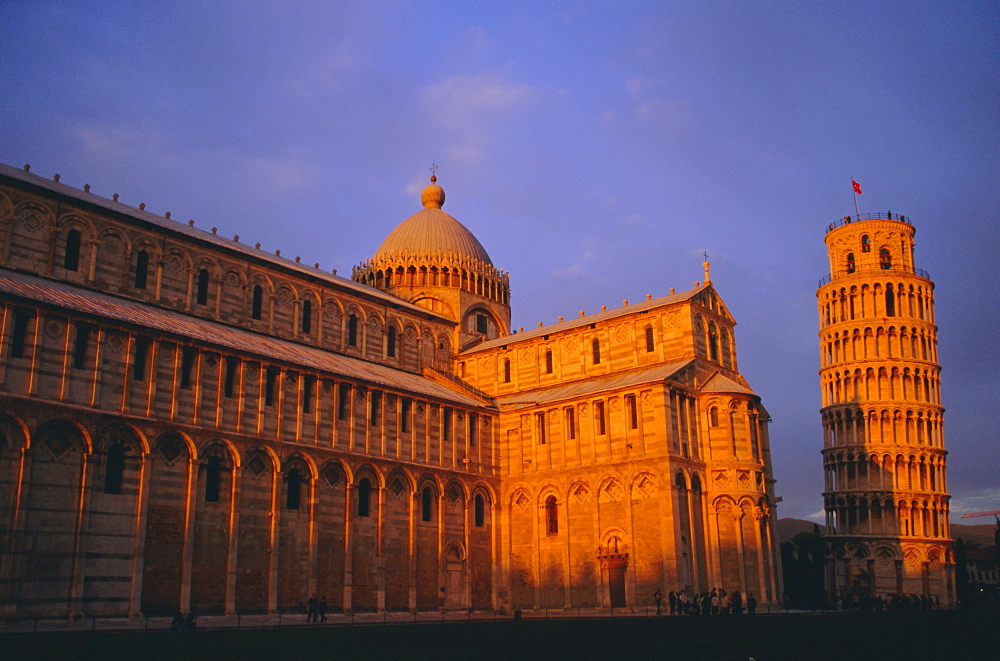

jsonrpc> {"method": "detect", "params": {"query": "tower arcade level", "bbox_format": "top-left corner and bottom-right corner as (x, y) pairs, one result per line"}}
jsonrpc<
(817, 213), (953, 605)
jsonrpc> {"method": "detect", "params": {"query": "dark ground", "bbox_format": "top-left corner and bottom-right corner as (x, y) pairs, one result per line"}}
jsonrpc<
(3, 610), (998, 661)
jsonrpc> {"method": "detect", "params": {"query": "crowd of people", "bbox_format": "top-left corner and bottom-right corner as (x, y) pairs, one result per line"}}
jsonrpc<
(841, 592), (941, 613)
(654, 588), (758, 616)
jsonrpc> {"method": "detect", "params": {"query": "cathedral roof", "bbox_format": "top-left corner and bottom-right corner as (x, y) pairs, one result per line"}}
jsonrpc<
(462, 284), (712, 354)
(0, 163), (452, 323)
(498, 360), (696, 410)
(372, 177), (493, 266)
(701, 372), (756, 395)
(0, 268), (487, 408)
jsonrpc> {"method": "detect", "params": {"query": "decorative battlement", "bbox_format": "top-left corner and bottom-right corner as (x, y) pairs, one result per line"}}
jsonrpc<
(826, 212), (913, 233)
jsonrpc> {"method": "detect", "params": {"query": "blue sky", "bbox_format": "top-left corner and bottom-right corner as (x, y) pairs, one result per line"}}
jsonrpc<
(2, 1), (997, 520)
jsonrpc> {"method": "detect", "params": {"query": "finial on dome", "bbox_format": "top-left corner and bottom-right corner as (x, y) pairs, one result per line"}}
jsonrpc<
(421, 164), (445, 209)
(703, 251), (711, 284)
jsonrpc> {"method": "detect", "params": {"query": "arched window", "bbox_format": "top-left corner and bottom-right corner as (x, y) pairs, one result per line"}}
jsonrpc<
(63, 229), (81, 271)
(846, 252), (856, 274)
(503, 358), (511, 383)
(545, 495), (558, 536)
(422, 486), (434, 522)
(592, 338), (601, 364)
(348, 314), (358, 346)
(134, 250), (149, 289)
(885, 285), (895, 317)
(301, 300), (312, 334)
(132, 338), (150, 381)
(545, 349), (553, 374)
(286, 469), (302, 510)
(357, 478), (371, 517)
(709, 406), (719, 427)
(645, 325), (655, 353)
(474, 494), (485, 527)
(103, 443), (126, 495)
(626, 394), (638, 429)
(708, 322), (719, 361)
(861, 235), (871, 253)
(251, 285), (263, 320)
(196, 268), (210, 305)
(370, 390), (381, 427)
(880, 248), (892, 270)
(205, 456), (222, 503)
(386, 326), (396, 357)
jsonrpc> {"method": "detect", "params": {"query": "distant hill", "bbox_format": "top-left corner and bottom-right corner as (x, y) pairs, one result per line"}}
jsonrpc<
(777, 517), (996, 547)
(951, 523), (997, 547)
(778, 518), (826, 544)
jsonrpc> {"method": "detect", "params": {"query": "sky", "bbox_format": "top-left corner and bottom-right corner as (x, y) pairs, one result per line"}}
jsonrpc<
(2, 1), (997, 521)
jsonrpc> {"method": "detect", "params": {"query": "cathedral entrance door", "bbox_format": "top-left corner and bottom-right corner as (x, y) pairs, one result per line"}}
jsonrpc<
(609, 563), (627, 608)
(444, 547), (464, 609)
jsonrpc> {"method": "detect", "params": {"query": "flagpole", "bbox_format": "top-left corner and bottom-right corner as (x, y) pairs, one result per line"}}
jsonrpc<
(852, 178), (861, 220)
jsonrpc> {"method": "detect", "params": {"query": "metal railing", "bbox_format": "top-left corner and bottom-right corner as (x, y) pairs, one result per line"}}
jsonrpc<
(818, 264), (931, 288)
(826, 213), (914, 233)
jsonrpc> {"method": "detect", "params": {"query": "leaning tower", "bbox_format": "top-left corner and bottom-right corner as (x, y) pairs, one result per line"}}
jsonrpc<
(817, 212), (953, 606)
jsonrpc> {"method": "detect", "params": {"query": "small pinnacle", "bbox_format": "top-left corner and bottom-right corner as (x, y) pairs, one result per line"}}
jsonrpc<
(83, 184), (90, 192)
(53, 174), (60, 182)
(255, 242), (261, 249)
(275, 249), (280, 256)
(295, 256), (301, 263)
(623, 299), (629, 306)
(164, 212), (171, 219)
(558, 316), (564, 322)
(580, 311), (585, 317)
(601, 305), (607, 312)
(314, 263), (319, 269)
(233, 235), (239, 242)
(670, 288), (675, 294)
(695, 281), (700, 287)
(139, 203), (146, 210)
(23, 164), (30, 172)
(113, 194), (119, 201)
(518, 327), (524, 333)
(188, 220), (194, 226)
(646, 293), (652, 300)
(332, 269), (337, 275)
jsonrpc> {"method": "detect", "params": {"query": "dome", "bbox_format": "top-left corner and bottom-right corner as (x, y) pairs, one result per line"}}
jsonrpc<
(373, 177), (493, 266)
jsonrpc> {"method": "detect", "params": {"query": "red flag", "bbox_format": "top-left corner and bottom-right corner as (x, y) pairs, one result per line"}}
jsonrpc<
(852, 179), (863, 195)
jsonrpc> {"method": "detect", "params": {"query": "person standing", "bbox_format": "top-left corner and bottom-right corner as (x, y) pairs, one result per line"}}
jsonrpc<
(747, 593), (757, 615)
(654, 590), (663, 615)
(307, 593), (318, 623)
(319, 595), (328, 623)
(668, 590), (677, 615)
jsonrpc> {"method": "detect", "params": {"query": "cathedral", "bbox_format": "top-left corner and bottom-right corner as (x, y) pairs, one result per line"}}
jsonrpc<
(0, 163), (781, 620)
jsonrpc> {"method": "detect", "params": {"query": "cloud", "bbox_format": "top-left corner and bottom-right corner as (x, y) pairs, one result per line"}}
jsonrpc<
(288, 39), (366, 95)
(552, 249), (598, 278)
(806, 509), (826, 522)
(239, 152), (319, 196)
(950, 487), (1000, 518)
(420, 71), (538, 166)
(69, 122), (171, 161)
